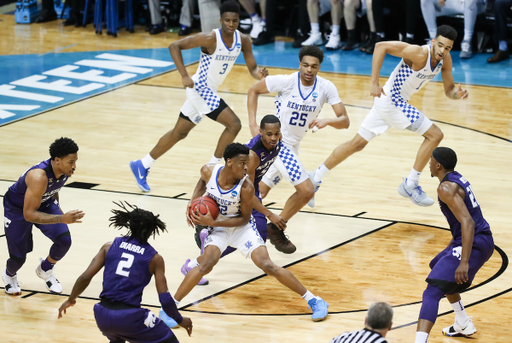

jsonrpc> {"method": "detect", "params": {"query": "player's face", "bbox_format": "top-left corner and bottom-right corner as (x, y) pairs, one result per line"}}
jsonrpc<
(431, 36), (453, 61)
(260, 123), (281, 151)
(299, 56), (321, 85)
(220, 12), (240, 35)
(229, 154), (250, 179)
(55, 153), (78, 177)
(429, 155), (438, 178)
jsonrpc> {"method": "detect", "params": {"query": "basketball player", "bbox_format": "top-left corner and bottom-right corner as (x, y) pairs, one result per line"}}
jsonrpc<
(2, 137), (84, 296)
(415, 147), (493, 342)
(58, 202), (193, 343)
(162, 143), (329, 324)
(247, 45), (350, 253)
(310, 25), (469, 208)
(180, 114), (286, 288)
(130, 0), (268, 192)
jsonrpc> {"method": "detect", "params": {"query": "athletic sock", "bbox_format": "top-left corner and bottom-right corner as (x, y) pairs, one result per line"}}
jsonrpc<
(302, 290), (315, 302)
(450, 300), (469, 324)
(314, 164), (329, 183)
(499, 40), (508, 51)
(415, 331), (429, 343)
(209, 155), (222, 164)
(250, 13), (260, 22)
(376, 32), (385, 39)
(41, 258), (55, 272)
(331, 25), (340, 36)
(187, 258), (199, 269)
(310, 23), (320, 35)
(5, 268), (15, 277)
(406, 168), (421, 188)
(406, 33), (414, 39)
(141, 153), (155, 169)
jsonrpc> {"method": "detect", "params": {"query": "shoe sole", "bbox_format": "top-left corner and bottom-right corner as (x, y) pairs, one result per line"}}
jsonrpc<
(4, 290), (22, 296)
(312, 315), (327, 322)
(442, 330), (476, 337)
(129, 162), (150, 192)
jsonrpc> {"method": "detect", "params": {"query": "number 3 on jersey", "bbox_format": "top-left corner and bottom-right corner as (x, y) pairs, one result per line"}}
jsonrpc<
(219, 63), (228, 75)
(116, 252), (134, 277)
(289, 111), (307, 127)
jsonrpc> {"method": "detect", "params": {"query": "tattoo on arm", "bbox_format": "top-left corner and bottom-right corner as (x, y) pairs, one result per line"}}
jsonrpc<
(31, 212), (62, 224)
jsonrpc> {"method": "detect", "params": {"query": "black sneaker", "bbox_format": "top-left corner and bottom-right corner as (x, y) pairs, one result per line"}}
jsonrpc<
(267, 223), (296, 254)
(253, 31), (275, 46)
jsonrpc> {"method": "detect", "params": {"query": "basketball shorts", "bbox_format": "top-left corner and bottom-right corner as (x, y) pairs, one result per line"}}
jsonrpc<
(4, 196), (69, 259)
(204, 215), (265, 259)
(358, 94), (433, 141)
(180, 86), (228, 124)
(261, 142), (309, 188)
(426, 233), (494, 294)
(429, 0), (486, 17)
(94, 303), (176, 343)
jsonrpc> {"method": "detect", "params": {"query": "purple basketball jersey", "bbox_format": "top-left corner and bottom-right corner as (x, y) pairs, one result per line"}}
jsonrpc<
(100, 236), (157, 307)
(246, 135), (281, 198)
(439, 171), (491, 243)
(5, 159), (68, 212)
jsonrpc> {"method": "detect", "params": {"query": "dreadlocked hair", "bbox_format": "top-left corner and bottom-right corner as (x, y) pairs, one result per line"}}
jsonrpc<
(109, 201), (167, 244)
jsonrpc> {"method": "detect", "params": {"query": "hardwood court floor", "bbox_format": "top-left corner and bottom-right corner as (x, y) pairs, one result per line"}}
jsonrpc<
(1, 14), (512, 343)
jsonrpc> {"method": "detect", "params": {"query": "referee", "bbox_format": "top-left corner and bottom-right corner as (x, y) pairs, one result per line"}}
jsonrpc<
(329, 302), (393, 343)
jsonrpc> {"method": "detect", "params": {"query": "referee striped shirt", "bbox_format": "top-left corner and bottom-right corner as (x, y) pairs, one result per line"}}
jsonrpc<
(330, 328), (387, 343)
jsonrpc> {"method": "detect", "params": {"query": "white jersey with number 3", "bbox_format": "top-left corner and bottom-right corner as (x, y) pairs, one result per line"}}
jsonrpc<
(191, 29), (242, 91)
(205, 164), (247, 221)
(265, 72), (342, 146)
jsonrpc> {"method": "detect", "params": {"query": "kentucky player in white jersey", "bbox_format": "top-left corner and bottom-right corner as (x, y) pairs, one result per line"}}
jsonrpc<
(164, 143), (330, 322)
(129, 1), (268, 193)
(247, 46), (349, 253)
(310, 25), (469, 207)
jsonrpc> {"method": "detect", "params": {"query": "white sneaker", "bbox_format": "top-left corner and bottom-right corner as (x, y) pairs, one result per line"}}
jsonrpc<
(307, 171), (322, 208)
(302, 32), (323, 46)
(397, 178), (434, 207)
(3, 271), (21, 295)
(442, 317), (477, 337)
(36, 259), (63, 294)
(325, 34), (341, 51)
(460, 40), (473, 59)
(250, 18), (265, 39)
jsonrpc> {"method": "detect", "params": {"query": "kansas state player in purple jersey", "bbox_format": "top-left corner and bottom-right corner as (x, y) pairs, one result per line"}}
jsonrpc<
(2, 137), (84, 296)
(415, 147), (494, 343)
(58, 202), (193, 343)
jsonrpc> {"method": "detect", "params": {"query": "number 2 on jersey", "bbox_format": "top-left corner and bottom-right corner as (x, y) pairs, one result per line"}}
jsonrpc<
(219, 63), (228, 75)
(116, 252), (134, 277)
(218, 205), (228, 215)
(289, 112), (307, 127)
(466, 185), (479, 208)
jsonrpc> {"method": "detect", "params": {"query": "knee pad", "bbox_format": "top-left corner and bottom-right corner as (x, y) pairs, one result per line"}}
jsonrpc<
(7, 255), (26, 274)
(419, 284), (445, 323)
(49, 232), (72, 261)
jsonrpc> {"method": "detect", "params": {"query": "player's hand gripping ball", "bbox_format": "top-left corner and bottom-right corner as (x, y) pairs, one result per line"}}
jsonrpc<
(189, 196), (219, 220)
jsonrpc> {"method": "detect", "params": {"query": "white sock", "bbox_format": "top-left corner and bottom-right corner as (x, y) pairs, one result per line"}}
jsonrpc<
(450, 300), (469, 324)
(331, 25), (340, 36)
(463, 30), (473, 44)
(406, 33), (414, 39)
(209, 155), (222, 164)
(499, 40), (508, 51)
(187, 258), (199, 269)
(314, 164), (329, 183)
(377, 32), (385, 39)
(310, 22), (320, 35)
(141, 153), (155, 169)
(251, 13), (260, 23)
(415, 331), (429, 343)
(302, 290), (316, 302)
(406, 168), (421, 187)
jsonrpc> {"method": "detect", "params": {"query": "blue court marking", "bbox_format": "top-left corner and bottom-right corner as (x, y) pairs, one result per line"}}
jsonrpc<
(0, 48), (200, 126)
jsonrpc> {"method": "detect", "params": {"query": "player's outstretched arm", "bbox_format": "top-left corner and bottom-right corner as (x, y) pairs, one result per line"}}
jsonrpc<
(58, 243), (110, 319)
(23, 169), (84, 225)
(441, 54), (469, 100)
(241, 33), (268, 80)
(438, 182), (475, 284)
(247, 80), (270, 137)
(169, 32), (217, 88)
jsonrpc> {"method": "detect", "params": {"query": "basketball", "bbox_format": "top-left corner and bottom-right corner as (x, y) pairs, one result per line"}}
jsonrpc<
(189, 196), (219, 220)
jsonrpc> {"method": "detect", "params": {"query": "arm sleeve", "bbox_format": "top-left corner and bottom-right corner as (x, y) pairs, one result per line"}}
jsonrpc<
(159, 292), (183, 324)
(265, 74), (293, 94)
(326, 81), (342, 106)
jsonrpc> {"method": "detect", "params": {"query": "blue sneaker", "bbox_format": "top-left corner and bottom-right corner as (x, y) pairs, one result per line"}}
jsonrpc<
(159, 308), (179, 328)
(129, 160), (150, 192)
(308, 297), (328, 322)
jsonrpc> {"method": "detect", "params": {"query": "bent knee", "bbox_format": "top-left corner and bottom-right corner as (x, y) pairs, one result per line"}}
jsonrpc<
(260, 260), (279, 275)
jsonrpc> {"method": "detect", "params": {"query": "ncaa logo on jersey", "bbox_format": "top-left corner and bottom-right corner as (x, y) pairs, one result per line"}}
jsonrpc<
(260, 152), (265, 159)
(231, 190), (238, 197)
(312, 92), (318, 102)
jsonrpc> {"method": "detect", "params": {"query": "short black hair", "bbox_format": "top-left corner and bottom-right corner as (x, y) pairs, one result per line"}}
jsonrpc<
(433, 147), (457, 171)
(367, 302), (393, 330)
(223, 142), (249, 161)
(220, 0), (240, 16)
(260, 114), (281, 129)
(109, 201), (167, 244)
(299, 45), (324, 64)
(436, 25), (457, 41)
(49, 137), (79, 160)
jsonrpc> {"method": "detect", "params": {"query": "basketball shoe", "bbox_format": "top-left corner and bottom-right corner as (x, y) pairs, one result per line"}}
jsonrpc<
(267, 223), (296, 254)
(307, 171), (322, 208)
(325, 34), (341, 51)
(36, 259), (63, 293)
(460, 40), (473, 59)
(442, 316), (477, 337)
(302, 32), (323, 46)
(2, 270), (21, 295)
(181, 259), (209, 285)
(159, 309), (179, 328)
(129, 160), (150, 192)
(398, 178), (434, 207)
(250, 17), (265, 39)
(308, 297), (329, 321)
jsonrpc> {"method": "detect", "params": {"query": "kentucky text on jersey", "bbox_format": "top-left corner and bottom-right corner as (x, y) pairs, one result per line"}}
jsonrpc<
(214, 55), (238, 62)
(416, 73), (437, 80)
(208, 193), (237, 206)
(119, 241), (145, 255)
(286, 101), (317, 112)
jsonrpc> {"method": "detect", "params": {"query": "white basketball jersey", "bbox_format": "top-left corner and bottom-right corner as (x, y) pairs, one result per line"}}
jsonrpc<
(266, 72), (341, 146)
(192, 29), (242, 91)
(205, 164), (248, 221)
(383, 44), (443, 102)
